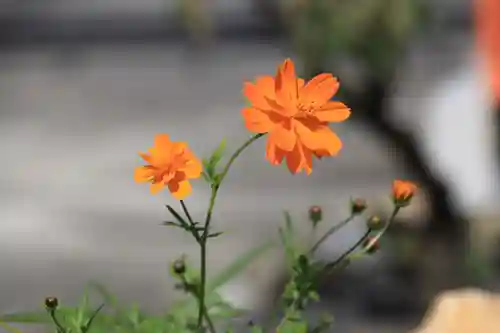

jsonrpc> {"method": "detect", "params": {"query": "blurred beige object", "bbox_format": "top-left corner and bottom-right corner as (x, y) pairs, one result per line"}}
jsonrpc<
(411, 288), (500, 333)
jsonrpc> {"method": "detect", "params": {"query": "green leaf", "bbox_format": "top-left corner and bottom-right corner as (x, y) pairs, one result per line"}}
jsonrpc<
(87, 281), (134, 328)
(0, 311), (50, 324)
(81, 303), (105, 333)
(206, 239), (275, 292)
(161, 221), (182, 228)
(74, 287), (91, 328)
(167, 241), (274, 321)
(166, 205), (190, 228)
(0, 320), (25, 333)
(277, 318), (308, 333)
(210, 138), (227, 166)
(207, 231), (223, 239)
(251, 326), (265, 333)
(203, 139), (228, 185)
(279, 211), (298, 266)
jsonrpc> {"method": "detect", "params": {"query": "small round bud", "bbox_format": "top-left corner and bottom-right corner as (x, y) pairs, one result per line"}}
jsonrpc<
(308, 205), (323, 226)
(45, 297), (59, 310)
(366, 215), (384, 231)
(362, 237), (380, 254)
(392, 180), (417, 207)
(172, 258), (186, 275)
(350, 198), (367, 215)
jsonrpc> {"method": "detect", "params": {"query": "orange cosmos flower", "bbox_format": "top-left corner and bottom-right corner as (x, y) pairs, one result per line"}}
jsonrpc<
(242, 58), (351, 174)
(134, 134), (202, 199)
(474, 0), (500, 102)
(392, 180), (417, 206)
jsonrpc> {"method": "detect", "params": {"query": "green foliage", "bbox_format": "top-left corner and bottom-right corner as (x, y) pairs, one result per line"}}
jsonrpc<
(287, 0), (429, 79)
(0, 199), (399, 333)
(202, 139), (227, 185)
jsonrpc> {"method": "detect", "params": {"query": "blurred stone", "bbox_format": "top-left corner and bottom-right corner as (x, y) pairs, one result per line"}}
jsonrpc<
(411, 288), (500, 333)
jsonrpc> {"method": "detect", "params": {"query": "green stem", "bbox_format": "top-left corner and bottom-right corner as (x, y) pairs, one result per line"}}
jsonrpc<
(309, 214), (355, 255)
(324, 228), (371, 272)
(180, 200), (201, 243)
(48, 310), (65, 333)
(364, 205), (401, 250)
(196, 133), (265, 328)
(325, 205), (401, 272)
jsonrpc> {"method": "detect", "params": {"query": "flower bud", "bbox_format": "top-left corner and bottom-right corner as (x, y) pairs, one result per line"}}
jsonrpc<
(172, 258), (186, 275)
(350, 198), (367, 215)
(392, 180), (417, 207)
(366, 215), (384, 231)
(45, 297), (59, 310)
(362, 237), (380, 254)
(309, 205), (322, 226)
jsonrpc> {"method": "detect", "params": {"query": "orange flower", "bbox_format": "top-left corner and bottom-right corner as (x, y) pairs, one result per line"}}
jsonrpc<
(474, 0), (500, 102)
(392, 180), (417, 206)
(242, 58), (351, 174)
(134, 134), (202, 199)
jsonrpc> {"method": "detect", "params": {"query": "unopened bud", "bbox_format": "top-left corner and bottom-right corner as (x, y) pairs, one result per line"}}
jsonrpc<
(392, 180), (417, 208)
(362, 237), (380, 254)
(366, 215), (384, 231)
(172, 258), (186, 275)
(45, 297), (59, 310)
(309, 205), (322, 226)
(350, 198), (367, 215)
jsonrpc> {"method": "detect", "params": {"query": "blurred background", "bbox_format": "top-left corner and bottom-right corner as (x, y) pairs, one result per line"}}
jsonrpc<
(0, 0), (499, 332)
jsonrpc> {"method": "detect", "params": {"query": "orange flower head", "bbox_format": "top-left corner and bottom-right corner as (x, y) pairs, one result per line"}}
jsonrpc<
(134, 134), (202, 199)
(242, 58), (351, 175)
(392, 180), (417, 206)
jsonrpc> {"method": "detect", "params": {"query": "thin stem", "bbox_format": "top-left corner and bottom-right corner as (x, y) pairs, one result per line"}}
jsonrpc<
(201, 303), (217, 333)
(48, 310), (65, 333)
(180, 199), (201, 243)
(363, 205), (401, 251)
(180, 275), (217, 333)
(180, 200), (195, 225)
(325, 205), (401, 272)
(309, 214), (355, 255)
(196, 133), (265, 329)
(324, 228), (371, 271)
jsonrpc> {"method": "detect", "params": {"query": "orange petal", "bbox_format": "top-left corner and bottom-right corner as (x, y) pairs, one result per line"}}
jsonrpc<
(266, 139), (287, 165)
(268, 120), (296, 151)
(255, 76), (276, 99)
(275, 59), (299, 109)
(315, 101), (351, 122)
(149, 134), (174, 165)
(300, 74), (339, 106)
(168, 180), (192, 200)
(243, 76), (275, 111)
(297, 78), (305, 90)
(171, 142), (188, 157)
(150, 181), (165, 194)
(295, 122), (342, 155)
(134, 166), (154, 183)
(180, 156), (203, 178)
(285, 143), (305, 174)
(138, 152), (153, 164)
(302, 145), (313, 175)
(313, 149), (330, 160)
(241, 107), (275, 133)
(154, 134), (173, 150)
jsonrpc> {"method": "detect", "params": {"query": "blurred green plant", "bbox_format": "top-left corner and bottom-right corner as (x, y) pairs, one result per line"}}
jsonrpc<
(175, 0), (214, 46)
(280, 0), (429, 81)
(1, 199), (407, 333)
